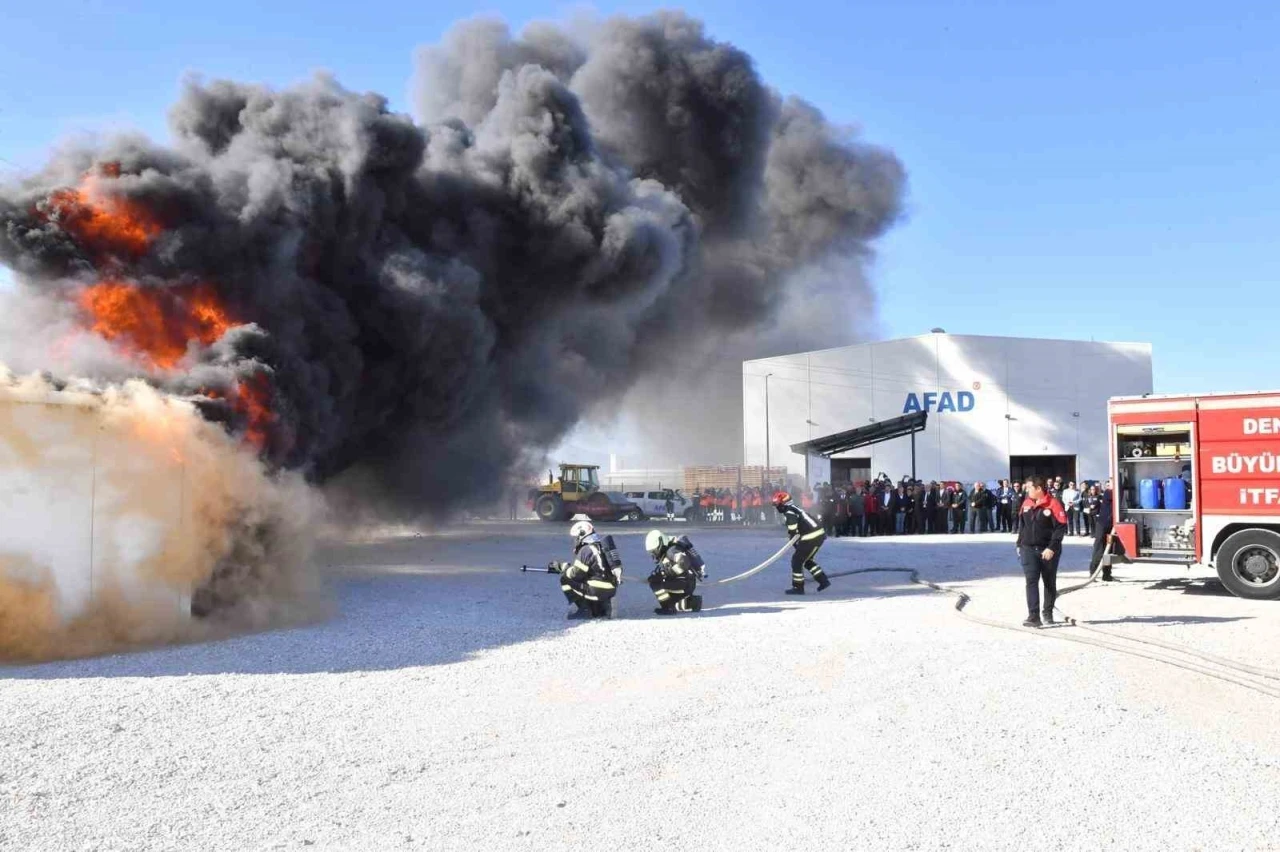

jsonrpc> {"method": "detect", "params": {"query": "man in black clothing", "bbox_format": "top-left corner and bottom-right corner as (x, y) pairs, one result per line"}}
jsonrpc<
(773, 491), (832, 595)
(912, 484), (927, 534)
(883, 485), (897, 536)
(996, 480), (1014, 532)
(969, 482), (991, 533)
(1016, 475), (1069, 627)
(950, 485), (967, 534)
(850, 487), (866, 537)
(820, 488), (837, 536)
(1088, 479), (1120, 581)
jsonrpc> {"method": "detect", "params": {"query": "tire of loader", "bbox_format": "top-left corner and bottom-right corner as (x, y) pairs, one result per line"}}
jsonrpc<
(535, 494), (564, 522)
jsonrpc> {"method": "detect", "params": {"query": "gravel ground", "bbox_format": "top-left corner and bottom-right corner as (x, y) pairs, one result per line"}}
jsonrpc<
(4, 524), (1280, 851)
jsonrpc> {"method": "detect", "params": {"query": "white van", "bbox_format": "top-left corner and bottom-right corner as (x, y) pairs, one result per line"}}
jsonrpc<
(621, 489), (694, 520)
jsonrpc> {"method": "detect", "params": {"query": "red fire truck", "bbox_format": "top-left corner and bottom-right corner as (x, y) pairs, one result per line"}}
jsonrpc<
(1109, 392), (1280, 600)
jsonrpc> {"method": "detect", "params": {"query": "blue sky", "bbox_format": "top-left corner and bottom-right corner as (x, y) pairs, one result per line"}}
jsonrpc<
(2, 0), (1278, 394)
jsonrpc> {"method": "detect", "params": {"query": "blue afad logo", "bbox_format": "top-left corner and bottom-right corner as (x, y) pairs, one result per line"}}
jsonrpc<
(903, 391), (976, 414)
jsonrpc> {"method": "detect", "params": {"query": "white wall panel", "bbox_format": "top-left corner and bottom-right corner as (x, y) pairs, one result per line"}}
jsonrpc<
(0, 394), (191, 622)
(0, 399), (96, 619)
(745, 334), (1153, 486)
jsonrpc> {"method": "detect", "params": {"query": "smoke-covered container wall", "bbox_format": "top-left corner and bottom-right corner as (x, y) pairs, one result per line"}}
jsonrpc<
(0, 382), (193, 658)
(0, 388), (102, 622)
(0, 370), (321, 662)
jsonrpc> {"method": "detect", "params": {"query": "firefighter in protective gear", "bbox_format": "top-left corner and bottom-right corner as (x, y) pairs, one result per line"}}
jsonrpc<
(644, 530), (705, 615)
(772, 491), (832, 595)
(554, 520), (618, 619)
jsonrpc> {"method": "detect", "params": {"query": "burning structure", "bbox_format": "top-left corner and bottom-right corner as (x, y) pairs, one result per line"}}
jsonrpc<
(0, 370), (317, 661)
(0, 11), (904, 660)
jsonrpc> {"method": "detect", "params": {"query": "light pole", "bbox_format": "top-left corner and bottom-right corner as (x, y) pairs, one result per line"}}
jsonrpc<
(764, 373), (773, 487)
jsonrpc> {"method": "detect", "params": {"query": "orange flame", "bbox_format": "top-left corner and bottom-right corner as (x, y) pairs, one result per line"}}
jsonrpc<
(42, 165), (162, 262)
(78, 282), (233, 370)
(235, 374), (277, 451)
(48, 165), (279, 454)
(202, 377), (276, 452)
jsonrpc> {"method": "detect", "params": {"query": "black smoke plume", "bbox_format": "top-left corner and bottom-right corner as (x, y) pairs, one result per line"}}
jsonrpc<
(0, 11), (905, 516)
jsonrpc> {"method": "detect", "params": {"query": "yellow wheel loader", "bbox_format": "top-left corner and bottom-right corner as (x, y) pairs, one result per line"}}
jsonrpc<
(527, 464), (643, 522)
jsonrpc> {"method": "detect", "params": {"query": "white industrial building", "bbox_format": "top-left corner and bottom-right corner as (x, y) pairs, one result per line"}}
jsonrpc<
(742, 332), (1153, 487)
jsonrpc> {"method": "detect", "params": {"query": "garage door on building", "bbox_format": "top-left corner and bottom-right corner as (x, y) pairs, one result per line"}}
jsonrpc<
(1009, 454), (1077, 485)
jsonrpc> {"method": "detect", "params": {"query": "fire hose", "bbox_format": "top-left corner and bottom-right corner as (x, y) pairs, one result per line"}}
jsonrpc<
(825, 559), (1280, 700)
(519, 537), (800, 585)
(525, 542), (1280, 697)
(710, 536), (798, 585)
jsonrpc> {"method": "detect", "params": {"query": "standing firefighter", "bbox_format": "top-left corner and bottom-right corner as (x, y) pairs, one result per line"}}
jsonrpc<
(644, 530), (706, 615)
(1015, 475), (1068, 627)
(772, 491), (832, 595)
(555, 521), (621, 620)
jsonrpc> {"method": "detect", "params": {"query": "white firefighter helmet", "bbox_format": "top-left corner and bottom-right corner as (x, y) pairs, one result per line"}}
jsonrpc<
(644, 530), (670, 556)
(569, 520), (595, 541)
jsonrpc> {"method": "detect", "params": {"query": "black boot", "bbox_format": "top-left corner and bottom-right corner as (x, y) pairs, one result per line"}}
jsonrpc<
(784, 586), (805, 595)
(816, 576), (831, 592)
(1101, 570), (1114, 582)
(568, 606), (591, 620)
(1022, 613), (1042, 628)
(689, 595), (703, 612)
(1042, 609), (1056, 625)
(654, 606), (676, 616)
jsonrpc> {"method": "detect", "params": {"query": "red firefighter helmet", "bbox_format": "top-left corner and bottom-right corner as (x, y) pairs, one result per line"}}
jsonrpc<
(772, 490), (792, 507)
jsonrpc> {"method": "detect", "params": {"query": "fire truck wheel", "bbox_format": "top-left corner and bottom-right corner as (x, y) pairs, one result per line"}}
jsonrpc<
(1215, 529), (1280, 600)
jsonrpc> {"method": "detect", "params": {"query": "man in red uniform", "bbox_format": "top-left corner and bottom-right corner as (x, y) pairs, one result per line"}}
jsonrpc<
(1016, 475), (1069, 627)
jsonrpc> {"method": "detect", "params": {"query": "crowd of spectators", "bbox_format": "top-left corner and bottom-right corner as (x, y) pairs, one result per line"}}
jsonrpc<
(687, 473), (1106, 536)
(686, 486), (779, 525)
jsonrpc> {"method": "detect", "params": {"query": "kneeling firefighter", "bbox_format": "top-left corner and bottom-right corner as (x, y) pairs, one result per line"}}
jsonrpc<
(555, 521), (623, 619)
(772, 491), (832, 595)
(644, 531), (706, 615)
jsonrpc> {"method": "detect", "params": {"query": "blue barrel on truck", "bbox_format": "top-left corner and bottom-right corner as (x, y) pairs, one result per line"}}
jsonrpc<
(1164, 477), (1188, 510)
(1139, 478), (1162, 510)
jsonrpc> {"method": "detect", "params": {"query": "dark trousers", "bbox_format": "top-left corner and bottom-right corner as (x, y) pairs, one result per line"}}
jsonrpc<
(1001, 504), (1013, 532)
(791, 537), (828, 588)
(951, 507), (965, 533)
(1067, 508), (1079, 536)
(1019, 546), (1060, 615)
(1082, 511), (1095, 536)
(970, 509), (988, 533)
(562, 574), (617, 617)
(649, 569), (697, 612)
(1088, 521), (1115, 577)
